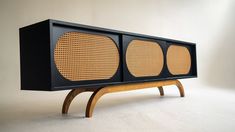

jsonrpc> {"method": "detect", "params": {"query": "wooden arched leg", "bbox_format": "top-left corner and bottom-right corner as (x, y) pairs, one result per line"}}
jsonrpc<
(175, 80), (185, 97)
(62, 88), (96, 114)
(158, 86), (164, 96)
(86, 88), (108, 117)
(85, 80), (184, 117)
(62, 80), (184, 117)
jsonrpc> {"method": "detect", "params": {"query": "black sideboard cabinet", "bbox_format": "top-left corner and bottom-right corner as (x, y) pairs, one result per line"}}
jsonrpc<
(19, 19), (197, 91)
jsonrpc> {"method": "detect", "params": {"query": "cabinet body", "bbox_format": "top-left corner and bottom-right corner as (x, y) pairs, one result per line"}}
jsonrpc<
(20, 19), (197, 91)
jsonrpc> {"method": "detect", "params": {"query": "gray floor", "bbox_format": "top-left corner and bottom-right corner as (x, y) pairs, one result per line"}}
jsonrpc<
(1, 82), (235, 132)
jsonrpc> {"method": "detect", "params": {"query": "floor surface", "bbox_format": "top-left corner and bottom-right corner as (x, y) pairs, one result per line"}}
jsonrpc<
(1, 82), (235, 132)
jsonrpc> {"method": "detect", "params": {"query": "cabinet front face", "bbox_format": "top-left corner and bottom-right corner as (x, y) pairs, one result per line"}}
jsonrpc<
(122, 35), (167, 82)
(122, 35), (197, 82)
(51, 25), (121, 89)
(20, 20), (197, 91)
(166, 45), (191, 75)
(165, 42), (197, 79)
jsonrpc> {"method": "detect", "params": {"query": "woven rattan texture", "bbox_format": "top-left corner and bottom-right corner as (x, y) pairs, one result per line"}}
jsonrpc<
(126, 40), (164, 77)
(166, 45), (191, 75)
(54, 32), (119, 81)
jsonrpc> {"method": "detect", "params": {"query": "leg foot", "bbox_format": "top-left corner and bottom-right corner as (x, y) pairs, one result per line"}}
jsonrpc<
(62, 80), (185, 118)
(62, 88), (95, 114)
(175, 80), (185, 97)
(86, 88), (107, 117)
(158, 86), (164, 96)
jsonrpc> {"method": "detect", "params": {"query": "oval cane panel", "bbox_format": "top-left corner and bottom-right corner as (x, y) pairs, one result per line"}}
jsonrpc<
(167, 45), (191, 75)
(54, 32), (119, 81)
(126, 40), (164, 77)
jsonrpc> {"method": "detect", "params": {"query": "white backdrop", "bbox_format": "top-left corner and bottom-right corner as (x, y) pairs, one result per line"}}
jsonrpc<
(0, 0), (235, 115)
(1, 0), (235, 131)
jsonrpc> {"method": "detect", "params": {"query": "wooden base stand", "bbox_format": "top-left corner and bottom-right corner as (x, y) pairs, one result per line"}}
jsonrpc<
(62, 80), (184, 118)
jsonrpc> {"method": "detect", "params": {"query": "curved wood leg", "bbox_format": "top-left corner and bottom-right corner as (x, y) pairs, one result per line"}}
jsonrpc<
(86, 88), (108, 117)
(85, 80), (185, 117)
(62, 88), (95, 114)
(158, 86), (164, 96)
(175, 80), (185, 97)
(62, 80), (185, 118)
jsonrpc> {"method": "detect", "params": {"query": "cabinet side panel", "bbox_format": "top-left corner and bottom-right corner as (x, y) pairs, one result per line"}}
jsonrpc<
(19, 20), (51, 91)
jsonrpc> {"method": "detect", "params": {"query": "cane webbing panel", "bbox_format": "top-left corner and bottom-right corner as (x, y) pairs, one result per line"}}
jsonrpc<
(54, 32), (119, 81)
(167, 45), (191, 75)
(126, 40), (164, 77)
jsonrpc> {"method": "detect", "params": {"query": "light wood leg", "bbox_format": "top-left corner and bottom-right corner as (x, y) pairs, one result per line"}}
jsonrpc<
(86, 88), (108, 117)
(85, 80), (184, 117)
(62, 80), (185, 118)
(158, 86), (164, 96)
(176, 80), (185, 97)
(62, 88), (96, 114)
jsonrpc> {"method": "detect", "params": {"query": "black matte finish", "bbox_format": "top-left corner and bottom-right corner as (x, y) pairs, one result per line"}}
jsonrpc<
(20, 20), (51, 91)
(19, 19), (197, 91)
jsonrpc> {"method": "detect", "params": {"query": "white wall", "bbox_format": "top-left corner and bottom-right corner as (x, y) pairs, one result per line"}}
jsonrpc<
(0, 0), (235, 101)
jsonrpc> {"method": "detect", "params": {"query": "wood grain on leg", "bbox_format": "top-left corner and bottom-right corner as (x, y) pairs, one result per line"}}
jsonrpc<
(158, 86), (164, 96)
(175, 80), (185, 97)
(85, 80), (185, 117)
(86, 88), (108, 117)
(62, 80), (185, 117)
(62, 88), (95, 114)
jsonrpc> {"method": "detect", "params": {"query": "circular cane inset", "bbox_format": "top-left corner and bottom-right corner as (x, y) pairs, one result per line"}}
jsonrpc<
(167, 45), (191, 75)
(126, 40), (164, 77)
(54, 32), (120, 81)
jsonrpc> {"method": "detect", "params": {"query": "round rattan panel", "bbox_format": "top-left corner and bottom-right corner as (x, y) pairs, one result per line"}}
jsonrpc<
(126, 40), (164, 77)
(167, 45), (191, 75)
(54, 32), (119, 81)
